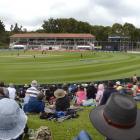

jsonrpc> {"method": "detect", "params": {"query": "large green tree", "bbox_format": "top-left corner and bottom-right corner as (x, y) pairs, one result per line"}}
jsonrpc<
(91, 25), (111, 41)
(10, 23), (23, 34)
(36, 18), (140, 42)
(42, 18), (59, 33)
(42, 18), (91, 33)
(123, 23), (135, 39)
(111, 23), (123, 36)
(0, 20), (5, 33)
(0, 20), (9, 47)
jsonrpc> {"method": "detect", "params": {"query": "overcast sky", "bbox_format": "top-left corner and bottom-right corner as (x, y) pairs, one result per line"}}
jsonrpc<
(1, 0), (140, 31)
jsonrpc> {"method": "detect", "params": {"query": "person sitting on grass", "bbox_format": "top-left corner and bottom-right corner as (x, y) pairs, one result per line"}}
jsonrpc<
(45, 85), (56, 105)
(40, 89), (70, 120)
(90, 93), (140, 140)
(24, 91), (45, 114)
(7, 83), (16, 100)
(100, 81), (117, 105)
(115, 81), (123, 91)
(95, 83), (104, 106)
(86, 83), (97, 100)
(54, 89), (70, 112)
(18, 84), (29, 99)
(76, 85), (87, 105)
(0, 81), (9, 97)
(23, 80), (45, 114)
(132, 74), (138, 84)
(133, 83), (140, 101)
(0, 87), (8, 100)
(0, 98), (27, 140)
(124, 83), (134, 96)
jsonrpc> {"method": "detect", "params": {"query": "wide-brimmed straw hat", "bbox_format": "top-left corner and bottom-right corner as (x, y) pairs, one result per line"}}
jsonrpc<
(54, 89), (66, 99)
(90, 94), (140, 140)
(0, 98), (27, 140)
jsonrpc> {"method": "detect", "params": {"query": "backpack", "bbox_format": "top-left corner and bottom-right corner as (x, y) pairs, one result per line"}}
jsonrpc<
(35, 126), (52, 140)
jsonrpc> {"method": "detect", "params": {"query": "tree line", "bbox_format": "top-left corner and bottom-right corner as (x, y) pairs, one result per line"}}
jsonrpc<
(0, 18), (140, 47)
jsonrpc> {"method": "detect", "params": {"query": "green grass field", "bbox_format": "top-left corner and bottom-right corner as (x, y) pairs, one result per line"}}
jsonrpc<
(0, 50), (140, 85)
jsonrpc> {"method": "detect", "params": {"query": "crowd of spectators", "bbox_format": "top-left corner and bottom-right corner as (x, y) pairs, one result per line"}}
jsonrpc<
(0, 74), (140, 140)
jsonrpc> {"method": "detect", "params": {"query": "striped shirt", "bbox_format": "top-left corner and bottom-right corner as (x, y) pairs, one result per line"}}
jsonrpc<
(26, 87), (40, 97)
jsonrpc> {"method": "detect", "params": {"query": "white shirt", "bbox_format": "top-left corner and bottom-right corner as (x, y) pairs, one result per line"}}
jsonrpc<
(7, 87), (16, 100)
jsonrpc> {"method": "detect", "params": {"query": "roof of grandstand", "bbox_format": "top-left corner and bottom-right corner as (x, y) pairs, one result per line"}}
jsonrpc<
(10, 33), (95, 39)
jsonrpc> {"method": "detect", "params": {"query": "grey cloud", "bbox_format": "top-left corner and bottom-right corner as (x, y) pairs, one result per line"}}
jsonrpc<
(50, 1), (67, 11)
(47, 0), (92, 24)
(0, 13), (44, 30)
(19, 18), (44, 26)
(0, 13), (15, 24)
(93, 0), (122, 9)
(93, 0), (140, 17)
(1, 0), (140, 30)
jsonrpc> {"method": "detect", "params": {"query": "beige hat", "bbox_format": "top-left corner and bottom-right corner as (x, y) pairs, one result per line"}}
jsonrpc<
(54, 89), (66, 99)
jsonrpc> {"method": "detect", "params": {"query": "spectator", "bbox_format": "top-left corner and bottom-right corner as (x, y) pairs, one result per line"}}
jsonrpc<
(23, 80), (39, 105)
(26, 80), (40, 97)
(0, 87), (7, 100)
(0, 98), (27, 140)
(133, 84), (140, 101)
(86, 83), (97, 99)
(115, 81), (125, 94)
(115, 81), (123, 91)
(0, 81), (9, 97)
(136, 83), (140, 94)
(76, 86), (87, 105)
(100, 81), (117, 105)
(7, 83), (16, 100)
(95, 83), (104, 106)
(68, 84), (77, 100)
(24, 91), (45, 114)
(18, 84), (29, 98)
(54, 89), (70, 111)
(62, 83), (68, 94)
(45, 85), (56, 105)
(121, 83), (133, 96)
(68, 84), (77, 94)
(132, 74), (138, 84)
(23, 80), (45, 113)
(90, 94), (140, 140)
(132, 82), (138, 95)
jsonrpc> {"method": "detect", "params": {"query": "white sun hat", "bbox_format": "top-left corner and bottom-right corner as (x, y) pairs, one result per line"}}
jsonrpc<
(0, 98), (27, 140)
